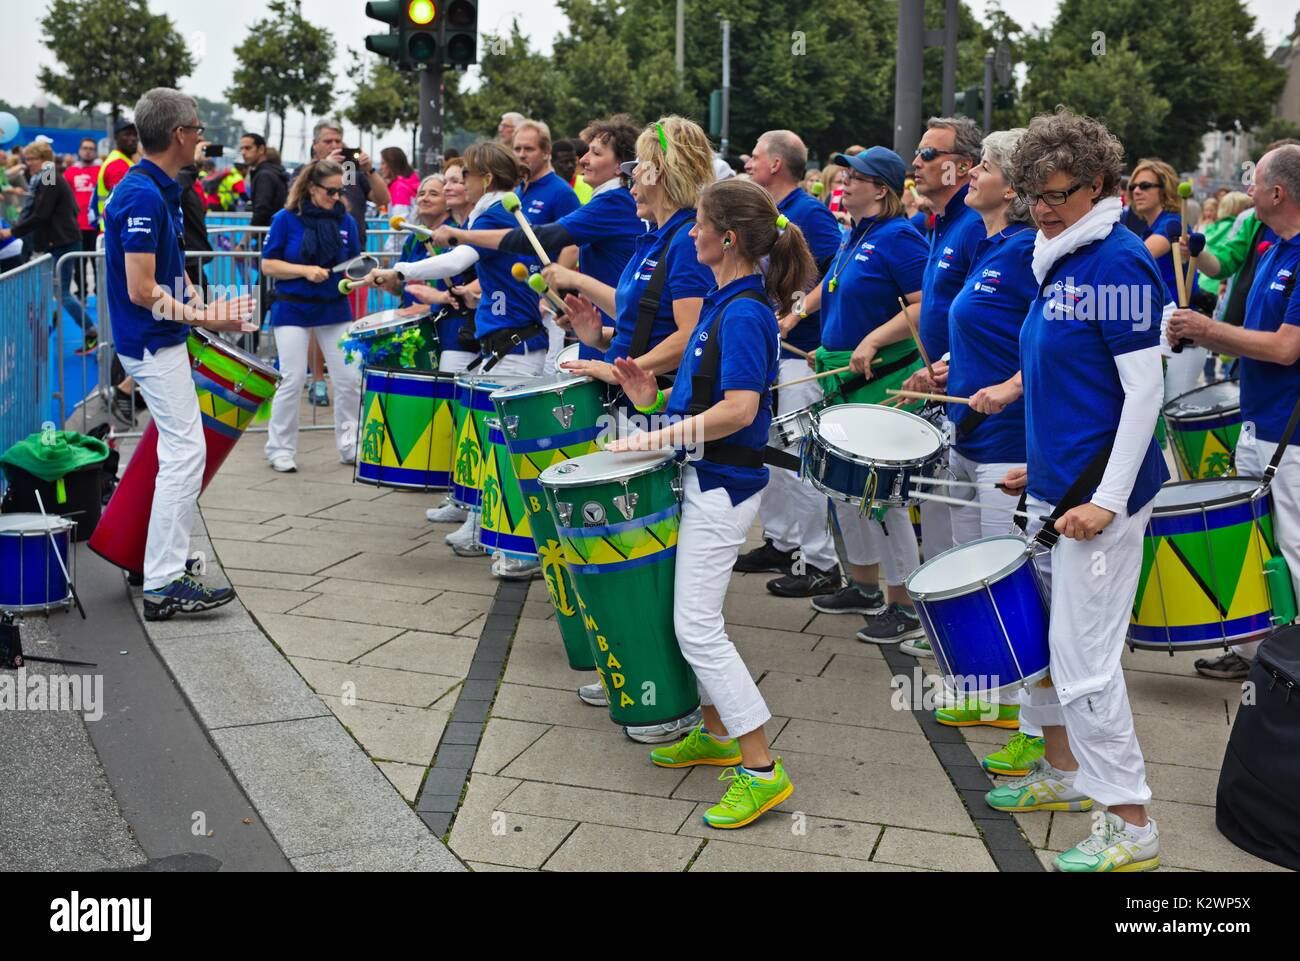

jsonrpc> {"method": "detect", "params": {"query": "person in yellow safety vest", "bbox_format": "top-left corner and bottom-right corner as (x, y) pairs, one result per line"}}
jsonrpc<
(216, 166), (246, 211)
(96, 118), (138, 230)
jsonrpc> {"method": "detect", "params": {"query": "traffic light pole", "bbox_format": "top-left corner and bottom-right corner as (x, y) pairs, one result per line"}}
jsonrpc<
(418, 66), (444, 176)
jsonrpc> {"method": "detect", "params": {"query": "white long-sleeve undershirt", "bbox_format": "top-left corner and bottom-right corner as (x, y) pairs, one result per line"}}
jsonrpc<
(1091, 344), (1164, 514)
(395, 244), (479, 281)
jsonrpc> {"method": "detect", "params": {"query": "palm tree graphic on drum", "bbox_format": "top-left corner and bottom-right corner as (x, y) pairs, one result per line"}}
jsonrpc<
(362, 417), (385, 464)
(538, 539), (574, 616)
(1204, 451), (1232, 477)
(481, 474), (500, 524)
(455, 438), (480, 485)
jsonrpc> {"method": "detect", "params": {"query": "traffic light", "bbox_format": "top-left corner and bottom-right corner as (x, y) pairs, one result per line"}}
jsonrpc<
(364, 0), (404, 63)
(442, 0), (479, 67)
(953, 87), (982, 119)
(405, 0), (439, 67)
(708, 90), (723, 138)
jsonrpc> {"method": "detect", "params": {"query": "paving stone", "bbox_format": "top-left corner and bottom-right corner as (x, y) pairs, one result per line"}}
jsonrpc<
(492, 683), (620, 732)
(1126, 670), (1235, 724)
(227, 568), (324, 592)
(872, 826), (997, 872)
(319, 695), (449, 766)
(723, 592), (817, 633)
(132, 596), (255, 640)
(311, 499), (443, 528)
(375, 761), (427, 803)
(456, 614), (488, 638)
(205, 520), (289, 542)
(290, 657), (461, 708)
(203, 488), (353, 524)
(467, 860), (531, 872)
(757, 671), (922, 734)
(435, 744), (478, 770)
(252, 475), (390, 503)
(500, 725), (690, 797)
(302, 576), (440, 606)
(771, 718), (941, 770)
(811, 633), (891, 661)
(504, 639), (600, 692)
(233, 585), (318, 616)
(421, 767), (470, 797)
(1133, 713), (1231, 770)
(316, 551), (499, 596)
(434, 590), (496, 614)
(676, 802), (884, 858)
(1012, 811), (1052, 849)
(291, 835), (464, 872)
(1121, 647), (1217, 678)
(288, 514), (429, 542)
(291, 593), (481, 635)
(803, 612), (878, 640)
(262, 527), (428, 557)
(1152, 798), (1288, 872)
(472, 718), (552, 775)
(358, 630), (478, 677)
(503, 781), (697, 834)
(732, 632), (834, 677)
(689, 839), (909, 872)
(441, 722), (484, 747)
(253, 612), (402, 662)
(201, 506), (287, 526)
(544, 823), (700, 872)
(447, 774), (574, 869)
(1144, 761), (1220, 808)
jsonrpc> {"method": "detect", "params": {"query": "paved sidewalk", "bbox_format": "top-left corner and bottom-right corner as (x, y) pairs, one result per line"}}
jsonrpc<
(187, 395), (1284, 872)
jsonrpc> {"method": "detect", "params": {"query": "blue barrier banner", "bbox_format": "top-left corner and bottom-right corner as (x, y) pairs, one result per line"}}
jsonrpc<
(0, 254), (53, 470)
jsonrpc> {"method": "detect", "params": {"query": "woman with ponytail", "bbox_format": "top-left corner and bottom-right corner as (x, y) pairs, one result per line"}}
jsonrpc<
(605, 178), (815, 829)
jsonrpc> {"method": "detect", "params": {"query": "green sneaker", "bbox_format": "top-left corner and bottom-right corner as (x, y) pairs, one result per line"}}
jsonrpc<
(900, 636), (932, 657)
(935, 697), (1020, 729)
(1053, 812), (1160, 873)
(702, 761), (794, 829)
(982, 731), (1046, 777)
(984, 758), (1093, 813)
(649, 724), (742, 769)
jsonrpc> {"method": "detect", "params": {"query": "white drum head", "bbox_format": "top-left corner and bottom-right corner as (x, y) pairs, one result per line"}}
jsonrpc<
(556, 343), (582, 367)
(539, 448), (674, 488)
(908, 535), (1028, 596)
(817, 404), (944, 463)
(0, 513), (72, 534)
(1154, 477), (1260, 509)
(1165, 379), (1239, 417)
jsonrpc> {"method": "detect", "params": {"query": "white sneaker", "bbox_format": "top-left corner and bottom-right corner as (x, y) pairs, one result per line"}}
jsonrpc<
(578, 682), (608, 707)
(624, 709), (705, 745)
(426, 502), (468, 524)
(270, 456), (298, 473)
(444, 513), (478, 547)
(1053, 812), (1160, 872)
(491, 554), (542, 580)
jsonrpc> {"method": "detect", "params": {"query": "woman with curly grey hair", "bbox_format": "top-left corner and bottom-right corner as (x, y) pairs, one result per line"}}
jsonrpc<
(973, 109), (1168, 873)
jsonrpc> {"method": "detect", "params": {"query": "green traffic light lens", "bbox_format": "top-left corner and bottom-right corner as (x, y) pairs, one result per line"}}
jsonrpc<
(409, 31), (437, 60)
(408, 0), (436, 24)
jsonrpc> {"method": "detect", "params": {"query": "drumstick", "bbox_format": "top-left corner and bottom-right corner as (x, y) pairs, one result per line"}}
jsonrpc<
(898, 296), (936, 381)
(774, 365), (851, 389)
(887, 388), (970, 405)
(511, 262), (567, 314)
(32, 490), (85, 620)
(1163, 220), (1188, 309)
(909, 489), (1049, 524)
(500, 193), (551, 266)
(911, 476), (1008, 491)
(1177, 181), (1193, 283)
(780, 341), (810, 359)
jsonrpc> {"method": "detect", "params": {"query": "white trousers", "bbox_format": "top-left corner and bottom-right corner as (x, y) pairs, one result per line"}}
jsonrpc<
(1017, 498), (1155, 807)
(1164, 345), (1209, 403)
(484, 346), (546, 379)
(834, 500), (919, 587)
(759, 358), (837, 570)
(1232, 438), (1300, 659)
(118, 343), (206, 592)
(675, 468), (771, 738)
(948, 448), (1026, 548)
(439, 349), (475, 374)
(542, 312), (565, 376)
(266, 322), (361, 462)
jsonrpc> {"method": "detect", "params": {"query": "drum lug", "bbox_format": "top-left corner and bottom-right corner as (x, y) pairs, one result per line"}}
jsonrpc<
(503, 415), (520, 438)
(613, 489), (639, 521)
(890, 472), (904, 503)
(555, 501), (573, 526)
(670, 470), (683, 501)
(551, 403), (575, 430)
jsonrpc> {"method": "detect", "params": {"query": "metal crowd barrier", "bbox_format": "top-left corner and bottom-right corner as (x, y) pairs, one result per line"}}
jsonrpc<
(0, 255), (53, 484)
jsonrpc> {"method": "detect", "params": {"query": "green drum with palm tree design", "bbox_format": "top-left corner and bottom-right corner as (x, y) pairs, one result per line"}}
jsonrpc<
(492, 375), (609, 670)
(539, 448), (699, 727)
(478, 418), (537, 559)
(1163, 380), (1242, 480)
(451, 372), (533, 509)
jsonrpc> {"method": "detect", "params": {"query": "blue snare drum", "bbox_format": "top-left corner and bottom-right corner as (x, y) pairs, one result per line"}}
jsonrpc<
(803, 404), (946, 508)
(906, 535), (1051, 697)
(0, 514), (76, 613)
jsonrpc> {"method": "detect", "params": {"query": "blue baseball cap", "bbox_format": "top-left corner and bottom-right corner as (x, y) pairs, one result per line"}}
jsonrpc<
(834, 147), (906, 195)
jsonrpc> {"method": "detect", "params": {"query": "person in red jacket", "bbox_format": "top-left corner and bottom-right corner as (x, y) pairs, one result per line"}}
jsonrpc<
(64, 137), (100, 295)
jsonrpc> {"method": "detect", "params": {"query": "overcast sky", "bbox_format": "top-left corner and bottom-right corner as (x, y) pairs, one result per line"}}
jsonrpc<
(5, 0), (1296, 157)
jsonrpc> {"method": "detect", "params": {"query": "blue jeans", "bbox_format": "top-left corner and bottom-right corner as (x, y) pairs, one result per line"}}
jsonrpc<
(51, 241), (94, 333)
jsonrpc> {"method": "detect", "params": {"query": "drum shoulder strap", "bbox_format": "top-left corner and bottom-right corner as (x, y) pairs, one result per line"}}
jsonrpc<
(629, 219), (692, 359)
(1031, 440), (1116, 548)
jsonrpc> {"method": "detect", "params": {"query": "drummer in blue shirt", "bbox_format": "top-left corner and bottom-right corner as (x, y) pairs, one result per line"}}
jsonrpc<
(605, 178), (817, 830)
(540, 116), (716, 384)
(260, 158), (363, 474)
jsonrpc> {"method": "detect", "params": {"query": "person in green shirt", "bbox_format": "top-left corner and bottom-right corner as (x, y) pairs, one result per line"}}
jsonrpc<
(1196, 191), (1254, 297)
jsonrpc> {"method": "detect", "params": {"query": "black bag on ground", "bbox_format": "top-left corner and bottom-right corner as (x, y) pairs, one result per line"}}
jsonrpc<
(0, 429), (110, 541)
(1215, 625), (1300, 870)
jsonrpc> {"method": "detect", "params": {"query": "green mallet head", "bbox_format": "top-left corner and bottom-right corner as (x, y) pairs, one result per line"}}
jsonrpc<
(527, 273), (549, 295)
(501, 192), (521, 213)
(1178, 182), (1193, 199)
(338, 278), (355, 294)
(811, 181), (824, 197)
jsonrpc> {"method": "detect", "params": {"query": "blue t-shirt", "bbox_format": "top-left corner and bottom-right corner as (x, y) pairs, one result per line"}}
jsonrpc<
(399, 229), (470, 349)
(607, 207), (713, 364)
(909, 210), (932, 235)
(666, 274), (778, 505)
(102, 159), (188, 360)
(946, 224), (1036, 464)
(1240, 234), (1300, 443)
(516, 171), (580, 226)
(263, 207), (360, 328)
(1020, 227), (1169, 514)
(559, 184), (644, 358)
(920, 184), (983, 361)
(819, 215), (927, 352)
(468, 200), (545, 349)
(777, 187), (842, 358)
(1126, 210), (1192, 306)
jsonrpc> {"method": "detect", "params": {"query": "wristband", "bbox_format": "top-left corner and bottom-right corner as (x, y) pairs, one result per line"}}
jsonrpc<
(635, 389), (666, 414)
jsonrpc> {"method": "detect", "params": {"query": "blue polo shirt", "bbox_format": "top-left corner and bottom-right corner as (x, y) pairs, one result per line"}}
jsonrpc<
(819, 215), (927, 352)
(909, 210), (932, 235)
(517, 171), (580, 226)
(263, 207), (360, 328)
(777, 187), (842, 358)
(1240, 234), (1300, 443)
(469, 200), (545, 348)
(102, 159), (188, 360)
(1021, 226), (1169, 514)
(946, 224), (1036, 463)
(1126, 210), (1191, 305)
(666, 274), (778, 505)
(400, 229), (471, 348)
(920, 184), (983, 361)
(557, 185), (643, 358)
(607, 207), (713, 364)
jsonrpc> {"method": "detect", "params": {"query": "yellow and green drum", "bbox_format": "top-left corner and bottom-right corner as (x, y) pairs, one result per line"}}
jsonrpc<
(478, 417), (537, 560)
(451, 372), (532, 510)
(539, 449), (699, 727)
(355, 368), (457, 490)
(1163, 380), (1242, 480)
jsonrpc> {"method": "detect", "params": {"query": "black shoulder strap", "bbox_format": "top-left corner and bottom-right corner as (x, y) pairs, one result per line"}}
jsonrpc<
(629, 219), (692, 359)
(1029, 440), (1116, 548)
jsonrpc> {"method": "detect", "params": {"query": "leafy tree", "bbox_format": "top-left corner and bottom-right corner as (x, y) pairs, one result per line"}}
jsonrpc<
(344, 51), (418, 138)
(1251, 116), (1300, 158)
(226, 0), (336, 154)
(193, 97), (251, 149)
(37, 0), (195, 122)
(453, 20), (565, 138)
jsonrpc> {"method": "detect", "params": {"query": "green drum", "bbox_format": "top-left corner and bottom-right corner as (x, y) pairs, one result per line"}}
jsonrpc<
(1164, 380), (1241, 480)
(492, 374), (609, 670)
(341, 308), (440, 371)
(478, 417), (537, 560)
(539, 449), (699, 726)
(451, 372), (533, 509)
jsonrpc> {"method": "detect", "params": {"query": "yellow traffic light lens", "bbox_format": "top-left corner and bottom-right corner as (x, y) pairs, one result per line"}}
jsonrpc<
(407, 0), (436, 24)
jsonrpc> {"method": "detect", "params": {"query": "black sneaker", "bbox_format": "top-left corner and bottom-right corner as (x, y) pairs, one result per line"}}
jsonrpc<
(734, 539), (796, 574)
(811, 583), (886, 615)
(767, 564), (842, 598)
(1194, 651), (1251, 680)
(128, 556), (203, 587)
(111, 387), (136, 424)
(143, 574), (235, 621)
(855, 603), (925, 644)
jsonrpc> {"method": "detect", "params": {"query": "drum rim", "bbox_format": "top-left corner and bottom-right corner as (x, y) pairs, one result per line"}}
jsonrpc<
(538, 447), (677, 489)
(905, 533), (1034, 602)
(348, 308), (432, 339)
(190, 328), (280, 379)
(1150, 476), (1268, 518)
(812, 403), (946, 468)
(1162, 378), (1240, 421)
(363, 367), (460, 383)
(490, 373), (599, 401)
(0, 512), (76, 534)
(454, 372), (537, 390)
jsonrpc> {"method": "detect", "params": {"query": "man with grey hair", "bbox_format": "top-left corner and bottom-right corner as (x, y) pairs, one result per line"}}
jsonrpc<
(1168, 143), (1300, 679)
(99, 87), (256, 619)
(737, 130), (848, 602)
(498, 111), (525, 146)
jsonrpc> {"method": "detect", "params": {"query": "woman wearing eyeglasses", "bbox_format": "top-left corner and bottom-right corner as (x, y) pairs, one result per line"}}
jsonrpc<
(261, 158), (363, 473)
(984, 108), (1167, 873)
